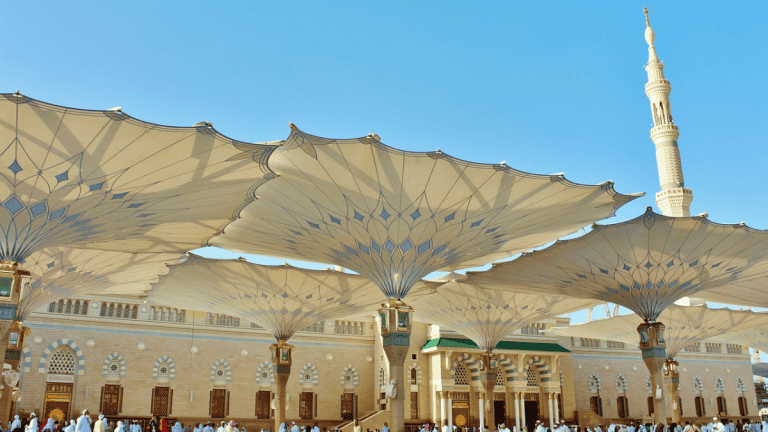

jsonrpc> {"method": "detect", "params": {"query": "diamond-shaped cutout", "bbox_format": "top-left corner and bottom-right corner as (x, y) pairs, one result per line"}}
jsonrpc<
(329, 215), (341, 225)
(306, 220), (320, 229)
(380, 209), (390, 220)
(410, 209), (421, 220)
(384, 239), (396, 253)
(89, 182), (105, 191)
(400, 239), (413, 253)
(30, 202), (47, 218)
(444, 212), (455, 222)
(353, 211), (364, 222)
(644, 261), (654, 269)
(623, 264), (631, 271)
(7, 160), (22, 174)
(55, 170), (69, 182)
(3, 196), (24, 215)
(470, 219), (484, 228)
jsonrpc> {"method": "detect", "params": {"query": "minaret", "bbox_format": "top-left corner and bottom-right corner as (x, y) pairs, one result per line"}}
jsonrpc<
(643, 8), (693, 217)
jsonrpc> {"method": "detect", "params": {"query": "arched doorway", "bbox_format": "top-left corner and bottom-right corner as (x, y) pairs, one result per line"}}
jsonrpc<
(43, 346), (78, 420)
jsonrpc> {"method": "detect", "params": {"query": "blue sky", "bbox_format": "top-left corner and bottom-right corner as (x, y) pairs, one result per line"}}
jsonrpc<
(3, 2), (767, 324)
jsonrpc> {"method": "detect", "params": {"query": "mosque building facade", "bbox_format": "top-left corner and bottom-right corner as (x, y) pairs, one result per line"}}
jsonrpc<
(12, 300), (758, 430)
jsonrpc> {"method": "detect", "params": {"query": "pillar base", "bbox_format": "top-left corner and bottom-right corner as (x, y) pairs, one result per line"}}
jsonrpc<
(663, 359), (681, 424)
(638, 321), (669, 424)
(380, 300), (414, 432)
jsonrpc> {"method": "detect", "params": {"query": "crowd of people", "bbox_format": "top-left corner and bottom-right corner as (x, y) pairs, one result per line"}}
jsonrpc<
(6, 414), (768, 432)
(412, 418), (768, 432)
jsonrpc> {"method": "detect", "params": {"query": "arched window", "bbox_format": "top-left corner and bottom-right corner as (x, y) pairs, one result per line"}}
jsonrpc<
(454, 364), (468, 385)
(65, 300), (72, 314)
(57, 300), (64, 313)
(73, 301), (80, 315)
(108, 303), (115, 317)
(48, 347), (76, 375)
(48, 302), (55, 313)
(527, 368), (539, 387)
(100, 302), (107, 317)
(410, 368), (417, 385)
(81, 301), (88, 315)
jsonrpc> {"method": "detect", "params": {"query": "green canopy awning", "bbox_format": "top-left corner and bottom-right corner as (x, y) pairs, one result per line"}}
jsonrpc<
(421, 337), (570, 353)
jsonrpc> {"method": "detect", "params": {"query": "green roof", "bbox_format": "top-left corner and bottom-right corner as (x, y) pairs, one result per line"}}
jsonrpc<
(420, 337), (570, 353)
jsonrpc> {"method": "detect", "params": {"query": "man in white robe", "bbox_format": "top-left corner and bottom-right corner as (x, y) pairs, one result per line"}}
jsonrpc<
(712, 419), (725, 432)
(26, 414), (38, 432)
(172, 423), (183, 432)
(499, 424), (511, 432)
(382, 423), (389, 432)
(217, 423), (226, 432)
(628, 423), (635, 432)
(75, 411), (91, 432)
(93, 416), (105, 432)
(11, 415), (21, 432)
(291, 423), (299, 432)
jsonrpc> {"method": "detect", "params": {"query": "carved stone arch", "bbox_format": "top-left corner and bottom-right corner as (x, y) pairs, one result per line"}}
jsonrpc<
(210, 358), (232, 383)
(693, 376), (704, 394)
(408, 362), (422, 386)
(379, 367), (386, 389)
(340, 365), (359, 389)
(714, 376), (725, 394)
(736, 376), (746, 394)
(38, 339), (85, 375)
(588, 373), (601, 393)
(22, 347), (31, 373)
(450, 353), (481, 386)
(615, 374), (628, 394)
(256, 361), (275, 390)
(299, 363), (319, 388)
(152, 356), (176, 381)
(102, 352), (126, 378)
(524, 355), (551, 382)
(496, 354), (519, 384)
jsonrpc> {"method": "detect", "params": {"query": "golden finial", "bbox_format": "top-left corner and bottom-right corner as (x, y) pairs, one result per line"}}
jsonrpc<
(644, 8), (650, 27)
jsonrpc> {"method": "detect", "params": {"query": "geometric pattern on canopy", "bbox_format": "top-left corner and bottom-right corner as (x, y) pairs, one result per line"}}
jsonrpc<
(148, 254), (440, 341)
(717, 325), (768, 353)
(16, 247), (182, 321)
(546, 304), (768, 359)
(0, 94), (276, 262)
(210, 126), (640, 299)
(410, 279), (600, 352)
(695, 275), (768, 308)
(467, 207), (768, 320)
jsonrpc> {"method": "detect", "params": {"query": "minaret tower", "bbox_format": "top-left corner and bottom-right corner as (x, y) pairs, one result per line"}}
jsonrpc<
(643, 8), (693, 217)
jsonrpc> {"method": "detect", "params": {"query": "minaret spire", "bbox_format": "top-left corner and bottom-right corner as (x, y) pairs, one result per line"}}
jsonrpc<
(643, 8), (693, 217)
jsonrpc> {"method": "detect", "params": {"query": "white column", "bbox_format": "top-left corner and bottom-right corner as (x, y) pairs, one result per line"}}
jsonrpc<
(514, 393), (521, 432)
(448, 394), (453, 432)
(520, 393), (526, 432)
(479, 393), (485, 432)
(441, 393), (447, 427)
(547, 393), (554, 427)
(553, 394), (560, 424)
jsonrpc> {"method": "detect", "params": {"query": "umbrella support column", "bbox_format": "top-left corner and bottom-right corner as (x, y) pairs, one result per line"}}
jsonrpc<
(638, 321), (669, 424)
(270, 340), (294, 432)
(0, 261), (30, 423)
(379, 300), (414, 432)
(480, 353), (497, 431)
(663, 359), (681, 424)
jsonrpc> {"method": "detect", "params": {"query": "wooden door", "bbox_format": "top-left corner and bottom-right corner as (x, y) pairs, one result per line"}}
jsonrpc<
(452, 401), (469, 429)
(493, 400), (506, 428)
(100, 384), (122, 416)
(300, 392), (313, 419)
(151, 387), (171, 416)
(210, 389), (227, 418)
(44, 383), (73, 421)
(523, 401), (539, 432)
(256, 391), (271, 418)
(410, 392), (419, 419)
(341, 393), (354, 420)
(647, 396), (654, 416)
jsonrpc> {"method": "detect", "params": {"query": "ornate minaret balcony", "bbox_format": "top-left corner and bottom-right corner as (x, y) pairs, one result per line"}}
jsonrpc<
(643, 8), (693, 217)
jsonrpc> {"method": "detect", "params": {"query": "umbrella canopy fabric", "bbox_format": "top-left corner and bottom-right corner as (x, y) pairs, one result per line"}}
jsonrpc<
(17, 248), (182, 320)
(695, 276), (768, 307)
(211, 126), (640, 299)
(147, 254), (441, 341)
(545, 304), (768, 359)
(410, 279), (601, 352)
(0, 94), (276, 262)
(466, 208), (768, 320)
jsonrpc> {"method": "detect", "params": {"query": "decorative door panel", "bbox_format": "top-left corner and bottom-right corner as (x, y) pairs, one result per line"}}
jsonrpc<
(101, 384), (121, 416)
(341, 393), (354, 420)
(210, 389), (227, 418)
(299, 392), (313, 419)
